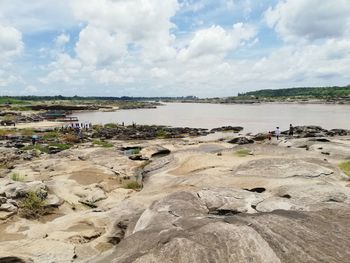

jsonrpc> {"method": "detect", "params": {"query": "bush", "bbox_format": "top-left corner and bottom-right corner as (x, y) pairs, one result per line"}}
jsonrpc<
(10, 172), (25, 181)
(64, 133), (80, 143)
(235, 149), (251, 157)
(125, 181), (142, 190)
(339, 160), (350, 176)
(19, 191), (47, 219)
(104, 123), (118, 128)
(156, 128), (166, 138)
(131, 147), (141, 154)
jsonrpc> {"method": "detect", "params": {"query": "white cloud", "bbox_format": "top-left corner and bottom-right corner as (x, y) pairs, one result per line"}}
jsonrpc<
(0, 24), (23, 61)
(265, 0), (350, 42)
(75, 26), (127, 66)
(54, 33), (70, 47)
(178, 23), (256, 61)
(25, 85), (39, 93)
(0, 0), (76, 33)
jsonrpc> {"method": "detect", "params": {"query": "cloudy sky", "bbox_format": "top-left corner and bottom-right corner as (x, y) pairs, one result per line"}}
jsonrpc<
(0, 0), (350, 97)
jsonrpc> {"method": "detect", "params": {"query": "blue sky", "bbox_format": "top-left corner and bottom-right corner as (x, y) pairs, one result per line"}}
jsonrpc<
(0, 0), (350, 97)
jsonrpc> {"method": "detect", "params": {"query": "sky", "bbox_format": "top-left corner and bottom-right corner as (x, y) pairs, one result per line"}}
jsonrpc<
(0, 0), (350, 97)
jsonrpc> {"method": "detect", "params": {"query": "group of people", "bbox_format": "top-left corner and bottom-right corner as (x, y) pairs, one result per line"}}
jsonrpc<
(268, 124), (294, 141)
(61, 122), (92, 131)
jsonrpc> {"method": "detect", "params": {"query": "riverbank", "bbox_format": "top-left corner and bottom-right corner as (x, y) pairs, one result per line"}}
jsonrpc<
(0, 125), (349, 262)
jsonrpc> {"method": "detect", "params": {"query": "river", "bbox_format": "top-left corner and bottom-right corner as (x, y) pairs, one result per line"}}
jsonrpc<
(72, 103), (350, 133)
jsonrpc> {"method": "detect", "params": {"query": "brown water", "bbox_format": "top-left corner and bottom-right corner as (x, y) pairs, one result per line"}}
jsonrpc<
(72, 103), (350, 133)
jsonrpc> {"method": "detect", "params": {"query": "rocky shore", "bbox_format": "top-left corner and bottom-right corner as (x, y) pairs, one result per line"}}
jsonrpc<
(0, 125), (349, 262)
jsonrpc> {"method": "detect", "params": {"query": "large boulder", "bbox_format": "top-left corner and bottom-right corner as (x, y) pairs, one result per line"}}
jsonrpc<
(91, 189), (350, 263)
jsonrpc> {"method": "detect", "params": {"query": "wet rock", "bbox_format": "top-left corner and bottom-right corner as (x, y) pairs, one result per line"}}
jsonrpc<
(252, 133), (268, 141)
(228, 137), (254, 145)
(210, 126), (243, 133)
(128, 155), (149, 161)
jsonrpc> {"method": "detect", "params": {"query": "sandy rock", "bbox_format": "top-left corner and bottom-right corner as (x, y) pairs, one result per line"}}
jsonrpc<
(234, 158), (334, 178)
(0, 239), (76, 263)
(197, 188), (263, 214)
(45, 194), (64, 207)
(140, 145), (171, 159)
(93, 190), (350, 263)
(0, 210), (17, 220)
(0, 203), (18, 213)
(78, 186), (107, 208)
(0, 180), (47, 199)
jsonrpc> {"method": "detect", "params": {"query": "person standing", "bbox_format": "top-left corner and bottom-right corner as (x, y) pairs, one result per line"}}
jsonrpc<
(275, 127), (281, 140)
(289, 124), (294, 137)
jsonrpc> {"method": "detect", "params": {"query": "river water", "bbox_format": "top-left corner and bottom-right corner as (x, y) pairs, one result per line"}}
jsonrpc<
(72, 103), (350, 133)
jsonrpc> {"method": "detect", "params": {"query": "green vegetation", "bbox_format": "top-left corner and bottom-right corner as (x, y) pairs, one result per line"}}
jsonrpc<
(104, 123), (119, 128)
(0, 129), (11, 136)
(125, 181), (142, 190)
(235, 149), (251, 157)
(238, 85), (350, 98)
(339, 160), (350, 176)
(19, 191), (47, 219)
(0, 97), (29, 105)
(23, 143), (71, 153)
(131, 147), (141, 154)
(10, 172), (25, 182)
(156, 128), (166, 138)
(42, 131), (60, 140)
(93, 139), (114, 148)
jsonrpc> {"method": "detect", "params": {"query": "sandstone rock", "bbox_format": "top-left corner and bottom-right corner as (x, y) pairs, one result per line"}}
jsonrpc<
(228, 137), (254, 145)
(210, 126), (244, 133)
(0, 203), (18, 213)
(92, 190), (350, 263)
(45, 194), (64, 207)
(0, 180), (47, 199)
(234, 158), (334, 178)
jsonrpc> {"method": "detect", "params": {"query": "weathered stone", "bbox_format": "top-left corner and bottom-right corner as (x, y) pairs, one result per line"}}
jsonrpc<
(228, 137), (254, 145)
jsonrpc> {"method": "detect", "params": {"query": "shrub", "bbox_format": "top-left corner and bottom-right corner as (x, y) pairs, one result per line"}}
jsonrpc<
(104, 123), (118, 128)
(131, 147), (141, 154)
(235, 149), (251, 157)
(125, 181), (142, 190)
(64, 133), (80, 143)
(19, 191), (47, 219)
(156, 128), (166, 138)
(10, 172), (25, 181)
(339, 160), (350, 176)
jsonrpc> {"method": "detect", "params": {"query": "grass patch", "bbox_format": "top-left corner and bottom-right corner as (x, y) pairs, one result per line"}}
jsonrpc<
(93, 139), (114, 148)
(20, 128), (35, 136)
(131, 147), (141, 154)
(10, 172), (25, 181)
(156, 128), (166, 138)
(235, 149), (251, 157)
(64, 133), (80, 143)
(42, 131), (59, 140)
(125, 181), (142, 190)
(104, 123), (119, 128)
(19, 191), (47, 219)
(339, 160), (350, 176)
(0, 129), (11, 136)
(23, 144), (49, 153)
(23, 143), (71, 153)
